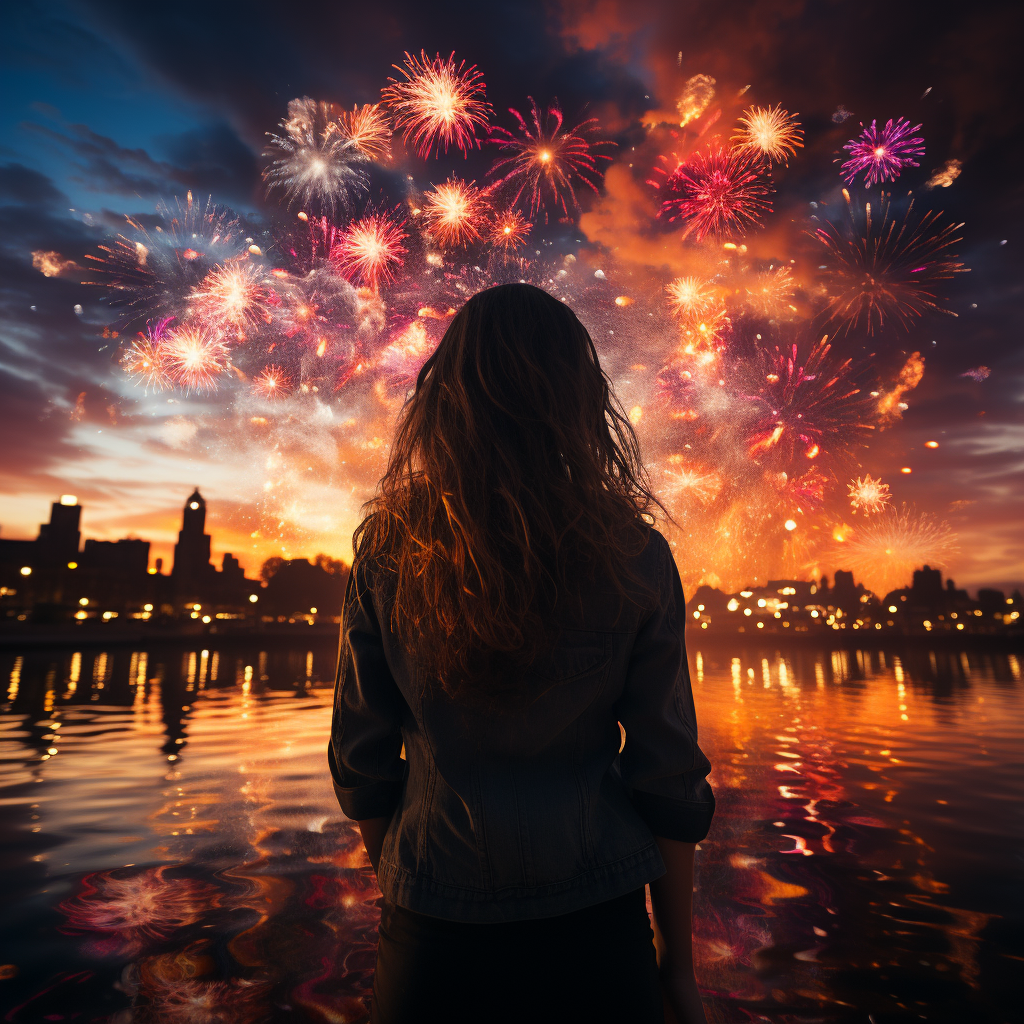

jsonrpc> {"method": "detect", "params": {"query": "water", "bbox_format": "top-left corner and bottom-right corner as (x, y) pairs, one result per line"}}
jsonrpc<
(0, 641), (1020, 1023)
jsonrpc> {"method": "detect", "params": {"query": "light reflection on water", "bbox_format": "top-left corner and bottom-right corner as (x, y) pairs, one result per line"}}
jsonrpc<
(0, 642), (1020, 1023)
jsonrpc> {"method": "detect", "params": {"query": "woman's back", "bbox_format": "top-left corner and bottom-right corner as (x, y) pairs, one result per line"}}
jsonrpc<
(331, 526), (714, 922)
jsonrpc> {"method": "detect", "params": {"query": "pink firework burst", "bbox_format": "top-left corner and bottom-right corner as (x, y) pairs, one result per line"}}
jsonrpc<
(161, 324), (230, 392)
(382, 51), (492, 158)
(121, 317), (174, 391)
(331, 211), (409, 290)
(488, 98), (614, 219)
(654, 145), (774, 240)
(841, 118), (924, 187)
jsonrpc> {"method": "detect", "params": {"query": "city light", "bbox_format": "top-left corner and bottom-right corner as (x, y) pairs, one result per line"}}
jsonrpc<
(190, 501), (200, 510)
(249, 594), (259, 603)
(67, 561), (77, 569)
(59, 495), (77, 506)
(19, 566), (31, 576)
(143, 603), (153, 611)
(79, 597), (89, 606)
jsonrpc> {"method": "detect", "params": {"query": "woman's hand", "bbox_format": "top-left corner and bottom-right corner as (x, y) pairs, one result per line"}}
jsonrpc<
(355, 815), (392, 875)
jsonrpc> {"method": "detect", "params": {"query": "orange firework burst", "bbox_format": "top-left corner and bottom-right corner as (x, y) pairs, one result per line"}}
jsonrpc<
(488, 208), (531, 251)
(251, 364), (292, 398)
(848, 473), (892, 513)
(337, 103), (392, 161)
(382, 50), (492, 157)
(422, 177), (489, 247)
(332, 212), (409, 290)
(189, 261), (271, 336)
(161, 324), (230, 392)
(745, 265), (797, 318)
(677, 306), (731, 351)
(834, 504), (957, 596)
(732, 104), (804, 165)
(666, 277), (717, 317)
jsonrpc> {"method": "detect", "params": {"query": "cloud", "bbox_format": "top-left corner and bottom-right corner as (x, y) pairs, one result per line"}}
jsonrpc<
(0, 163), (68, 207)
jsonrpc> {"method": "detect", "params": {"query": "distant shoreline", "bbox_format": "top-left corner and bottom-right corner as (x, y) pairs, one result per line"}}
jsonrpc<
(1, 622), (1021, 653)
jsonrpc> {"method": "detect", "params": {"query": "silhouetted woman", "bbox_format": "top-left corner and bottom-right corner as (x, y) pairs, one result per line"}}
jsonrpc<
(329, 283), (714, 1024)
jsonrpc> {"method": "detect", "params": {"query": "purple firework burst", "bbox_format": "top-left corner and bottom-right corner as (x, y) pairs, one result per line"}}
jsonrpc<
(841, 118), (925, 187)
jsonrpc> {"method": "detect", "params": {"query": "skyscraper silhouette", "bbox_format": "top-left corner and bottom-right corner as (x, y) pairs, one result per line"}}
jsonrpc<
(172, 489), (214, 602)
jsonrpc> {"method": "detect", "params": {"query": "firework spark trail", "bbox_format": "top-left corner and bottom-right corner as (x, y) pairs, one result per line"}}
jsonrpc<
(744, 265), (797, 318)
(841, 117), (925, 187)
(732, 104), (803, 165)
(331, 212), (409, 290)
(665, 277), (719, 317)
(120, 318), (174, 391)
(421, 177), (490, 247)
(382, 51), (491, 157)
(653, 146), (774, 240)
(488, 98), (614, 219)
(263, 97), (370, 216)
(814, 190), (967, 334)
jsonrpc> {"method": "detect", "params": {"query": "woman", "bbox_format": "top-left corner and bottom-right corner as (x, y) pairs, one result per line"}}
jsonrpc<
(329, 283), (714, 1024)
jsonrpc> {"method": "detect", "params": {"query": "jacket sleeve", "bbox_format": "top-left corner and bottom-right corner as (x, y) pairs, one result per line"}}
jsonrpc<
(613, 533), (715, 842)
(328, 562), (407, 821)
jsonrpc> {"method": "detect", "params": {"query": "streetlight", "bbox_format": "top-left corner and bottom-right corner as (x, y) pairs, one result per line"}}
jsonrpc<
(19, 566), (31, 576)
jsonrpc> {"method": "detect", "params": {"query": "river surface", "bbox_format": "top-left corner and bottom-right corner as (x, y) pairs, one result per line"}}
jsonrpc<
(0, 641), (1020, 1023)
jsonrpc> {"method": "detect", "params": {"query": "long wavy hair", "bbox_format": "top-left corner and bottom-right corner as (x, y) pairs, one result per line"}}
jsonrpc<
(353, 283), (663, 705)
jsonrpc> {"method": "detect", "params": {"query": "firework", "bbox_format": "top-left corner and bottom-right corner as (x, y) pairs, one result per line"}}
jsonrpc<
(960, 365), (990, 382)
(665, 277), (718, 317)
(732, 105), (803, 165)
(331, 212), (409, 290)
(925, 158), (962, 190)
(251, 365), (293, 398)
(422, 177), (489, 248)
(813, 190), (966, 334)
(848, 473), (891, 513)
(834, 504), (957, 597)
(840, 118), (925, 187)
(59, 866), (219, 955)
(487, 208), (532, 252)
(84, 192), (246, 326)
(120, 318), (173, 391)
(337, 103), (392, 161)
(877, 351), (924, 424)
(161, 324), (230, 392)
(263, 97), (369, 216)
(744, 265), (796, 318)
(382, 50), (491, 158)
(676, 74), (716, 127)
(677, 306), (731, 352)
(32, 250), (76, 277)
(662, 461), (724, 506)
(189, 261), (272, 336)
(655, 146), (774, 240)
(488, 98), (614, 219)
(746, 338), (872, 467)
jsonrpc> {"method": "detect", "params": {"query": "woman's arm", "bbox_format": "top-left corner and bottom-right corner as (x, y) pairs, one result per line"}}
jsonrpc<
(355, 815), (392, 875)
(650, 836), (707, 1024)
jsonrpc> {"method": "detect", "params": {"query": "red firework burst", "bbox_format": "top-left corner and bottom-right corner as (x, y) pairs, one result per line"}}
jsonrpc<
(653, 145), (774, 240)
(331, 211), (409, 290)
(488, 98), (614, 218)
(382, 51), (492, 158)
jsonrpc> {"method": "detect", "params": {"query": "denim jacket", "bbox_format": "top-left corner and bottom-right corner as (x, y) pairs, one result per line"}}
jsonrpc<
(328, 527), (714, 923)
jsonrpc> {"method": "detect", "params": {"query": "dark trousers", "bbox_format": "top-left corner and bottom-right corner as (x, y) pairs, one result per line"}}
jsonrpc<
(370, 886), (665, 1024)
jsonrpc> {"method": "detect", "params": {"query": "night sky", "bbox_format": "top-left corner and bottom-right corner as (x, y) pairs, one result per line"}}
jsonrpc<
(1, 0), (1021, 590)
